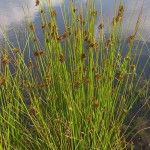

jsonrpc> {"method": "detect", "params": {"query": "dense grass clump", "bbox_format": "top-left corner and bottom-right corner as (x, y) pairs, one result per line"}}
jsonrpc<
(0, 0), (149, 149)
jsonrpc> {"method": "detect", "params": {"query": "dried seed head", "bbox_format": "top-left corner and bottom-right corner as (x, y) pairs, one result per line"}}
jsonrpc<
(39, 83), (48, 89)
(51, 10), (57, 17)
(83, 76), (89, 85)
(93, 100), (99, 108)
(81, 53), (87, 60)
(73, 8), (77, 13)
(83, 30), (89, 36)
(2, 54), (11, 66)
(33, 38), (37, 42)
(22, 80), (29, 86)
(40, 9), (45, 13)
(12, 48), (19, 53)
(34, 50), (44, 57)
(0, 77), (6, 86)
(95, 73), (101, 80)
(84, 36), (88, 41)
(42, 24), (47, 30)
(14, 59), (19, 67)
(112, 62), (116, 68)
(118, 75), (124, 82)
(29, 24), (35, 31)
(29, 105), (39, 117)
(107, 39), (114, 46)
(59, 54), (65, 63)
(83, 66), (87, 73)
(48, 23), (51, 29)
(119, 5), (125, 15)
(125, 56), (130, 61)
(81, 21), (85, 26)
(45, 75), (53, 83)
(127, 35), (135, 43)
(98, 23), (104, 29)
(115, 15), (122, 22)
(104, 46), (109, 51)
(92, 96), (96, 101)
(91, 67), (95, 72)
(112, 17), (117, 26)
(117, 53), (122, 60)
(74, 81), (80, 90)
(91, 10), (98, 17)
(46, 38), (49, 43)
(88, 41), (97, 48)
(62, 32), (70, 39)
(57, 36), (63, 42)
(66, 90), (70, 96)
(86, 115), (92, 122)
(89, 129), (93, 135)
(35, 0), (40, 6)
(51, 32), (55, 38)
(130, 64), (136, 72)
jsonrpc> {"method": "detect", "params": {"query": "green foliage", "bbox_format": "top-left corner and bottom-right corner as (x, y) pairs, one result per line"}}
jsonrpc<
(0, 0), (149, 149)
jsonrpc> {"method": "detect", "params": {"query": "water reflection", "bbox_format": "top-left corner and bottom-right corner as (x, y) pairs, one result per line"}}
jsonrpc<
(0, 0), (63, 27)
(97, 0), (150, 42)
(1, 0), (149, 40)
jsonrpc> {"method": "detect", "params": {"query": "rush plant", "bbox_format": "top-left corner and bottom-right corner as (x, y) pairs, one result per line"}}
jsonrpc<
(0, 0), (149, 149)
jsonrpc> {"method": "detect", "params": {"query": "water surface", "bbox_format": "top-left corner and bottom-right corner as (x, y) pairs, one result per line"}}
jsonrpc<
(0, 0), (150, 41)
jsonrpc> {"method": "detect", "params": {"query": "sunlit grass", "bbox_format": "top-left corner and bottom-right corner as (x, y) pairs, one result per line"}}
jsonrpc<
(0, 0), (149, 149)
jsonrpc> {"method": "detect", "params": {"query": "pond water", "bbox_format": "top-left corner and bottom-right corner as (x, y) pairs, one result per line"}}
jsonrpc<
(0, 0), (149, 76)
(0, 1), (149, 53)
(0, 0), (150, 41)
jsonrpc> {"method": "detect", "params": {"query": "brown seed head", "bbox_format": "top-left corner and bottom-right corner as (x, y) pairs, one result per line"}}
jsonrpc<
(91, 10), (98, 17)
(74, 81), (80, 90)
(107, 39), (114, 46)
(119, 5), (125, 15)
(81, 53), (87, 60)
(40, 9), (45, 13)
(29, 59), (33, 69)
(89, 129), (93, 135)
(12, 48), (19, 53)
(73, 8), (77, 13)
(127, 35), (135, 43)
(93, 100), (99, 108)
(2, 55), (11, 66)
(42, 24), (47, 30)
(117, 53), (122, 60)
(51, 10), (57, 17)
(39, 83), (48, 89)
(29, 24), (35, 31)
(34, 50), (44, 57)
(83, 76), (89, 85)
(57, 36), (63, 42)
(59, 54), (65, 63)
(115, 15), (122, 22)
(125, 56), (130, 61)
(35, 0), (40, 6)
(118, 75), (124, 82)
(0, 77), (6, 86)
(46, 38), (49, 43)
(130, 64), (136, 72)
(95, 73), (101, 80)
(98, 23), (104, 29)
(48, 23), (51, 29)
(14, 59), (19, 67)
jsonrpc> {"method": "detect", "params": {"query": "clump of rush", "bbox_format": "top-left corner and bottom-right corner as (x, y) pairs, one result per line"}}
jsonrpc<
(0, 0), (149, 150)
